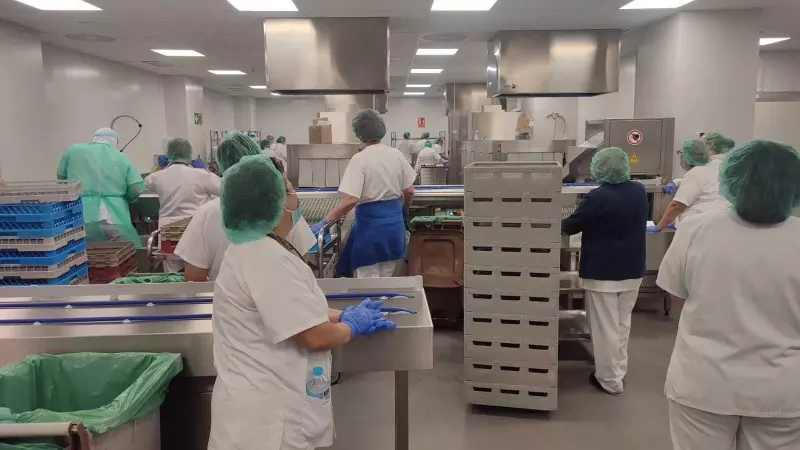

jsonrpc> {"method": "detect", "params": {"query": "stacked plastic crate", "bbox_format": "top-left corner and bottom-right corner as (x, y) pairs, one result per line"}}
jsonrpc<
(159, 217), (191, 255)
(87, 242), (137, 284)
(0, 181), (88, 286)
(463, 161), (562, 411)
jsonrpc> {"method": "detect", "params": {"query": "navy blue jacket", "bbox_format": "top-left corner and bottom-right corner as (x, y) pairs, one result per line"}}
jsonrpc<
(561, 181), (648, 281)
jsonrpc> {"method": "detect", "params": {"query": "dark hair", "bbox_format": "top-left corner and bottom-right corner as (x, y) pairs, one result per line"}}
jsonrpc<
(268, 157), (284, 174)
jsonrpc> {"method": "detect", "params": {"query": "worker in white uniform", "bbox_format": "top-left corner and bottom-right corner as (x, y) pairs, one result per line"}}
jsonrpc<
(562, 147), (649, 395)
(415, 141), (447, 172)
(176, 131), (315, 282)
(411, 131), (431, 168)
(208, 154), (396, 450)
(397, 131), (414, 165)
(657, 139), (800, 450)
(144, 138), (221, 273)
(432, 137), (445, 156)
(270, 136), (288, 171)
(311, 109), (416, 278)
(657, 138), (730, 230)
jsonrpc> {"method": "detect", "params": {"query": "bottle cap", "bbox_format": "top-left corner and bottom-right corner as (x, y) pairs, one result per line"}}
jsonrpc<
(312, 366), (323, 376)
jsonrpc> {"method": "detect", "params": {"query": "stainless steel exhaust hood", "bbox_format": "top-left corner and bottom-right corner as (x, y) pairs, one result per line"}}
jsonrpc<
(488, 30), (621, 98)
(264, 18), (390, 95)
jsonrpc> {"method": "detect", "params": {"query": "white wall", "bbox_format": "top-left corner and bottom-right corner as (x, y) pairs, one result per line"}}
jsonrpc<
(0, 21), (47, 180)
(185, 77), (205, 157)
(256, 97), (325, 144)
(43, 44), (168, 173)
(758, 51), (800, 92)
(381, 98), (448, 145)
(754, 102), (800, 148)
(520, 98), (579, 142)
(577, 55), (637, 143)
(204, 89), (236, 133)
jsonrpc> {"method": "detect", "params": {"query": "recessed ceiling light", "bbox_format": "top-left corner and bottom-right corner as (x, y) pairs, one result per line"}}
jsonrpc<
(404, 92), (426, 96)
(410, 68), (443, 74)
(250, 86), (268, 89)
(208, 70), (246, 75)
(486, 66), (498, 72)
(271, 92), (282, 96)
(13, 0), (101, 10)
(152, 49), (205, 57)
(760, 37), (791, 46)
(416, 49), (459, 56)
(431, 0), (497, 11)
(407, 84), (432, 88)
(226, 0), (297, 11)
(620, 0), (696, 9)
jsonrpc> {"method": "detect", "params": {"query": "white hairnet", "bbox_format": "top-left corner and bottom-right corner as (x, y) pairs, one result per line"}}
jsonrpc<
(92, 127), (120, 148)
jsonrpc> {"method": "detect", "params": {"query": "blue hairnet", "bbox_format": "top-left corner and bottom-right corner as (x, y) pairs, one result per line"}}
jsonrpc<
(221, 155), (286, 244)
(352, 109), (386, 141)
(704, 132), (736, 154)
(92, 127), (120, 148)
(217, 130), (262, 173)
(681, 139), (711, 167)
(590, 147), (631, 185)
(720, 139), (800, 225)
(166, 138), (192, 163)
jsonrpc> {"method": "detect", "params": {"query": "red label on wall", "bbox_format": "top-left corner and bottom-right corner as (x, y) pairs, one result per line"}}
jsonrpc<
(417, 117), (426, 128)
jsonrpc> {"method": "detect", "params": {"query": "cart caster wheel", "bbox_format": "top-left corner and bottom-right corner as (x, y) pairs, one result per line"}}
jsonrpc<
(331, 372), (341, 385)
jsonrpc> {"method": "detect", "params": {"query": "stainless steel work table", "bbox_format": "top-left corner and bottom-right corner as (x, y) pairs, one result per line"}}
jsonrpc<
(0, 278), (433, 450)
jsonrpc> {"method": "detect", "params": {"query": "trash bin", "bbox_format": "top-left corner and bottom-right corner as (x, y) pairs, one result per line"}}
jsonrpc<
(0, 353), (183, 450)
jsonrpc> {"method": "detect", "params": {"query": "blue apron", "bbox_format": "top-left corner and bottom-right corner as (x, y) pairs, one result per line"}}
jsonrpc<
(336, 199), (406, 277)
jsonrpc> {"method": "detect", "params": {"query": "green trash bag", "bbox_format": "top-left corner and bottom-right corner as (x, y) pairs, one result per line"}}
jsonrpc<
(0, 352), (183, 438)
(110, 273), (184, 284)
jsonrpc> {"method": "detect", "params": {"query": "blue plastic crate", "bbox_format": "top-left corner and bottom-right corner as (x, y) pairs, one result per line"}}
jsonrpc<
(0, 213), (84, 238)
(0, 263), (88, 286)
(0, 199), (83, 223)
(0, 239), (86, 266)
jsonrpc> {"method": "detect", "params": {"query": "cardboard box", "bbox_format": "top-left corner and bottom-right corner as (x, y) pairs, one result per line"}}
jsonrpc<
(313, 118), (330, 126)
(308, 124), (333, 144)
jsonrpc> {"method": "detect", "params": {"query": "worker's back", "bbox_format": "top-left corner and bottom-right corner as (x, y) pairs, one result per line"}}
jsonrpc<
(59, 142), (136, 198)
(338, 144), (416, 203)
(145, 164), (221, 227)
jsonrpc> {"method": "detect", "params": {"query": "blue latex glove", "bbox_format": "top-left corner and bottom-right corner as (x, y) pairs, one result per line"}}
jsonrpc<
(340, 299), (396, 337)
(664, 181), (678, 195)
(191, 158), (207, 169)
(310, 219), (328, 236)
(157, 155), (169, 169)
(666, 223), (677, 230)
(646, 225), (660, 232)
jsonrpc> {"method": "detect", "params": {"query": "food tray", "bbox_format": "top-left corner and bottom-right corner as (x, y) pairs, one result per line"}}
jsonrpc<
(88, 255), (137, 283)
(0, 254), (88, 285)
(0, 213), (83, 238)
(0, 199), (83, 222)
(160, 217), (192, 239)
(0, 239), (86, 266)
(0, 180), (82, 204)
(87, 241), (136, 267)
(0, 251), (87, 276)
(0, 226), (86, 252)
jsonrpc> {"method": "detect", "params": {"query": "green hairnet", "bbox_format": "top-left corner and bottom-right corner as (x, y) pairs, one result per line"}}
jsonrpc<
(403, 132), (411, 139)
(720, 139), (800, 225)
(166, 138), (193, 163)
(590, 147), (631, 185)
(276, 136), (286, 144)
(352, 109), (386, 141)
(258, 139), (271, 150)
(217, 130), (262, 172)
(681, 139), (711, 167)
(221, 155), (286, 244)
(704, 132), (736, 154)
(424, 141), (433, 148)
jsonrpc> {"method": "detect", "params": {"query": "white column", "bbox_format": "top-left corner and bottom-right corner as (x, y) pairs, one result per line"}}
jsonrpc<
(634, 10), (761, 175)
(233, 96), (258, 131)
(163, 76), (206, 159)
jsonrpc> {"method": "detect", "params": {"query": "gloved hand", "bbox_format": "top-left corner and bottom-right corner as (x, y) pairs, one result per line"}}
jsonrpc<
(646, 225), (660, 232)
(666, 223), (677, 230)
(340, 299), (396, 337)
(157, 155), (169, 169)
(664, 181), (678, 195)
(311, 219), (329, 236)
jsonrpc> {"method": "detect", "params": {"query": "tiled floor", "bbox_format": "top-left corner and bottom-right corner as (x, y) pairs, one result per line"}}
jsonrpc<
(330, 310), (678, 450)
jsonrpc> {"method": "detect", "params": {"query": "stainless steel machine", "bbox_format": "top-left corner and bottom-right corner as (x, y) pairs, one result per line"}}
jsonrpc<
(287, 143), (361, 188)
(0, 278), (433, 450)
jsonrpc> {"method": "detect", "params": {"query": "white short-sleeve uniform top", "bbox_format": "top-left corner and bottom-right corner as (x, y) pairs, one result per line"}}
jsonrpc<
(173, 198), (227, 280)
(415, 147), (445, 171)
(412, 140), (427, 156)
(657, 210), (800, 417)
(271, 143), (288, 169)
(397, 140), (414, 165)
(144, 164), (221, 228)
(673, 154), (729, 224)
(338, 144), (416, 204)
(209, 237), (333, 450)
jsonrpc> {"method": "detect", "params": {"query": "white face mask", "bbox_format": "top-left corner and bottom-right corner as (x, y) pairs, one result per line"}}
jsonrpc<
(286, 216), (317, 254)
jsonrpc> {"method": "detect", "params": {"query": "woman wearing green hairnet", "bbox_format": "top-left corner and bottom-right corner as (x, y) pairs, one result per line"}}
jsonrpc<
(657, 139), (730, 231)
(562, 147), (649, 396)
(208, 154), (395, 450)
(657, 140), (800, 449)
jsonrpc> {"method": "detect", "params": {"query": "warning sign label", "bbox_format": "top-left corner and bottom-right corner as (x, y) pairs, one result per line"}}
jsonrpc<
(631, 153), (640, 164)
(627, 129), (643, 146)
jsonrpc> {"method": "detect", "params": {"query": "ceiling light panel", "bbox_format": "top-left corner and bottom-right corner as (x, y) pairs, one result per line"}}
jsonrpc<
(250, 86), (268, 89)
(404, 92), (426, 96)
(208, 70), (246, 75)
(407, 84), (432, 88)
(271, 92), (282, 96)
(152, 49), (204, 57)
(226, 0), (297, 11)
(620, 0), (696, 9)
(416, 49), (459, 56)
(431, 0), (497, 11)
(760, 37), (791, 46)
(410, 69), (443, 74)
(13, 0), (101, 10)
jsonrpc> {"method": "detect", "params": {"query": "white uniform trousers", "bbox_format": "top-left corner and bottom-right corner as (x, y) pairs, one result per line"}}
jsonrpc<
(669, 401), (800, 450)
(585, 288), (639, 394)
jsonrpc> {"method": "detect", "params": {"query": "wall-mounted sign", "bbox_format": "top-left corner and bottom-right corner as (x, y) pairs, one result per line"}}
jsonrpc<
(194, 113), (203, 125)
(627, 129), (643, 146)
(417, 117), (426, 128)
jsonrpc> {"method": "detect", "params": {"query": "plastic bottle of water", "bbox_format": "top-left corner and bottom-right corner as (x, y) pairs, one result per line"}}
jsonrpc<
(305, 366), (331, 402)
